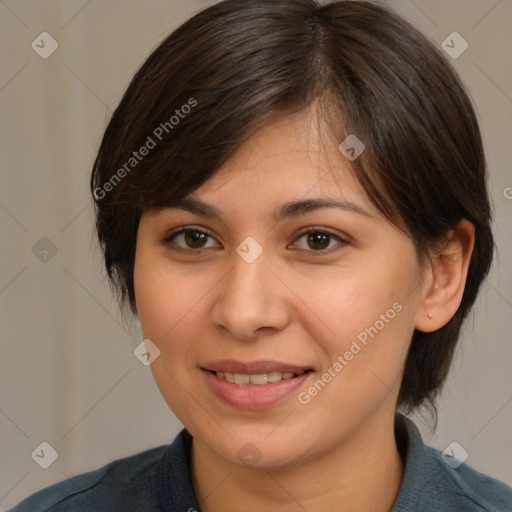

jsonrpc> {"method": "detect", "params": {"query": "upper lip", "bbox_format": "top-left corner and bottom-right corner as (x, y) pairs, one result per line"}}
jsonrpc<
(201, 359), (312, 375)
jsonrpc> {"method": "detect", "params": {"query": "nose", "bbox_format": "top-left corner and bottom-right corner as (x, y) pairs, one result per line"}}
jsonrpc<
(210, 246), (291, 341)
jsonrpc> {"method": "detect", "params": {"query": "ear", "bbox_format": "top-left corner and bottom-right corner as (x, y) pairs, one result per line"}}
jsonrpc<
(414, 219), (475, 333)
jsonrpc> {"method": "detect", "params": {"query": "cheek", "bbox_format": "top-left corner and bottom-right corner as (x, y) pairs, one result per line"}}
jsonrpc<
(309, 263), (406, 346)
(134, 248), (199, 340)
(134, 250), (224, 383)
(301, 255), (417, 407)
(134, 254), (208, 425)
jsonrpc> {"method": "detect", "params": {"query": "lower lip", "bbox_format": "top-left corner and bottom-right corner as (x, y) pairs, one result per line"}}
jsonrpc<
(201, 369), (312, 410)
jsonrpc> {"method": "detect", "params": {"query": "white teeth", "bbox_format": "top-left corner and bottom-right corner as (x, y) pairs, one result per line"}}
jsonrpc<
(234, 373), (250, 385)
(214, 370), (304, 385)
(249, 373), (268, 385)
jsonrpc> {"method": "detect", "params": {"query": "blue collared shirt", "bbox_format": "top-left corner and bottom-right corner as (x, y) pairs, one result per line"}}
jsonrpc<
(9, 414), (512, 511)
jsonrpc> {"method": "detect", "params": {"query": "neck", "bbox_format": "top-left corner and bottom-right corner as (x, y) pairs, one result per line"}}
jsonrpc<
(191, 409), (405, 512)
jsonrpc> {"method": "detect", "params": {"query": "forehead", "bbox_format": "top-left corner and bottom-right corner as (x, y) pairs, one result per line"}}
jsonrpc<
(193, 109), (371, 211)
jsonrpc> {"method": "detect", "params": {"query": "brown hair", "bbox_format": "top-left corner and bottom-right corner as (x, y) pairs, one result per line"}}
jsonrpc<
(90, 0), (494, 423)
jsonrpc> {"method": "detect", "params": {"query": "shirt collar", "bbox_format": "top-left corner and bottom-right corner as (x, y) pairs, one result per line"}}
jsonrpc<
(391, 412), (435, 511)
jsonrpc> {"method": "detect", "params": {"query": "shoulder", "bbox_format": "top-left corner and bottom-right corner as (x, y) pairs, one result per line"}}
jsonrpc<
(392, 414), (512, 512)
(8, 429), (197, 512)
(422, 444), (512, 511)
(8, 446), (167, 512)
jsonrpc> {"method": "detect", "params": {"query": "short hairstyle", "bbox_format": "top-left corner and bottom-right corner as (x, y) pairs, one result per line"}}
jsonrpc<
(90, 0), (494, 423)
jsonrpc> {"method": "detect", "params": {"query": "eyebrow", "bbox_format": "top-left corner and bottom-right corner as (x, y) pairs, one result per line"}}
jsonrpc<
(168, 195), (373, 222)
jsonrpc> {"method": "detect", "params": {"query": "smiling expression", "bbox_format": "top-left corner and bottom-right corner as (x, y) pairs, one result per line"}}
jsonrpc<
(133, 108), (427, 469)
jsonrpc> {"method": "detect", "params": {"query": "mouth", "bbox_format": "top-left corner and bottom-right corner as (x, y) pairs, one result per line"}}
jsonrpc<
(207, 369), (312, 386)
(200, 360), (315, 409)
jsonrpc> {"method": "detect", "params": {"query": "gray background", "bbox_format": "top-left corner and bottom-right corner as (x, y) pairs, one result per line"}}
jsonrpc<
(1, 0), (511, 509)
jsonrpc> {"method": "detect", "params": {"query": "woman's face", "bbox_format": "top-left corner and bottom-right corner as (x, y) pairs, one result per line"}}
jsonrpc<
(134, 109), (427, 469)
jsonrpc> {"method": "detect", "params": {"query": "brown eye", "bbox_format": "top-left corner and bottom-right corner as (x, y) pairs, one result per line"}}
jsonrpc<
(306, 232), (331, 251)
(291, 228), (348, 253)
(183, 231), (209, 249)
(162, 227), (219, 250)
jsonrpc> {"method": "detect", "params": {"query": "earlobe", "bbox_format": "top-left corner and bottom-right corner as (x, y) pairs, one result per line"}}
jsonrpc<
(414, 219), (475, 333)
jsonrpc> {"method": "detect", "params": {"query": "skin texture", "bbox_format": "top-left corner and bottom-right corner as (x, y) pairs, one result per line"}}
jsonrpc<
(133, 108), (474, 511)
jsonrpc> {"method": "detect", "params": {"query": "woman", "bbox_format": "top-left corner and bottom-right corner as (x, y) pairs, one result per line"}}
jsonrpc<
(11, 0), (512, 510)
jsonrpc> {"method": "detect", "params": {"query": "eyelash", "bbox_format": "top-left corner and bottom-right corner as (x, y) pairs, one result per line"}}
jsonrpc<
(161, 225), (348, 254)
